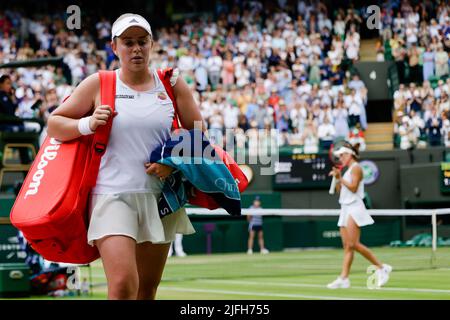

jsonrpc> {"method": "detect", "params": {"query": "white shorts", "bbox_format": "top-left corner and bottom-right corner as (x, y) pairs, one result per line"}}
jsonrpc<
(87, 192), (195, 246)
(338, 199), (374, 227)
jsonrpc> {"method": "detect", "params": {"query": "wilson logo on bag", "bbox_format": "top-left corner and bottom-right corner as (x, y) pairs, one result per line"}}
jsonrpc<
(24, 138), (62, 199)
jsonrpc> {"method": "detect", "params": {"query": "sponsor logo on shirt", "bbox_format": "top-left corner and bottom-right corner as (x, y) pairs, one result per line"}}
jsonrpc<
(158, 92), (167, 100)
(115, 94), (135, 99)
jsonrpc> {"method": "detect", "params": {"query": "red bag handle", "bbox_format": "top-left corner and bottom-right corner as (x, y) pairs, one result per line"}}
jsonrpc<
(84, 70), (116, 187)
(92, 70), (116, 151)
(157, 68), (181, 130)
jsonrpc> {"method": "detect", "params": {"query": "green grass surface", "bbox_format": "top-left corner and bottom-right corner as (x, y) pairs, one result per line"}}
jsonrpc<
(6, 247), (450, 300)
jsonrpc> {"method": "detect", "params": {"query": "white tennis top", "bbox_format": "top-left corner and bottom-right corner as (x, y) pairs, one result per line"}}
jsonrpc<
(339, 162), (365, 205)
(92, 68), (177, 194)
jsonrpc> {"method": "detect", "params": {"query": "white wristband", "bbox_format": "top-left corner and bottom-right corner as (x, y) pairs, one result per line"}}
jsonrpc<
(78, 116), (94, 135)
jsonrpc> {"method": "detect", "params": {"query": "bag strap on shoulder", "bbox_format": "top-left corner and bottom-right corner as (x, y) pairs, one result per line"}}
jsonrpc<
(157, 68), (181, 130)
(93, 70), (116, 153)
(85, 70), (116, 187)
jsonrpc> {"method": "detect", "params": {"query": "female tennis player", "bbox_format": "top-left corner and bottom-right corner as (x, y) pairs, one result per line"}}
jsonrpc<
(48, 13), (203, 299)
(327, 142), (392, 289)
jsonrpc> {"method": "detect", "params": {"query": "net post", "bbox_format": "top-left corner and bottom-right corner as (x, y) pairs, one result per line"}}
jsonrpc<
(431, 212), (437, 268)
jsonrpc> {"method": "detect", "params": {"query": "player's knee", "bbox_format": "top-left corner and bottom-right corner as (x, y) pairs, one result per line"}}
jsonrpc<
(344, 242), (356, 251)
(109, 273), (139, 299)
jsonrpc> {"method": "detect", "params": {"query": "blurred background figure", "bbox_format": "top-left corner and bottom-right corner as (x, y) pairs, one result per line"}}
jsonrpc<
(0, 74), (18, 117)
(247, 196), (269, 255)
(168, 233), (187, 257)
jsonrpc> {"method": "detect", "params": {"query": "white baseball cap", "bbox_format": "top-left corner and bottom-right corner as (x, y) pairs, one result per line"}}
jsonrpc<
(334, 146), (355, 156)
(111, 14), (152, 40)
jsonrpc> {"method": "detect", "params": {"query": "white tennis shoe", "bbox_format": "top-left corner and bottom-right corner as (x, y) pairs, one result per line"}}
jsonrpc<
(377, 264), (393, 287)
(327, 277), (351, 289)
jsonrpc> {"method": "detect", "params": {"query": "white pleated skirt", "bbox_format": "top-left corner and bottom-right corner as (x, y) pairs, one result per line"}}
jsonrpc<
(338, 198), (374, 227)
(87, 192), (195, 246)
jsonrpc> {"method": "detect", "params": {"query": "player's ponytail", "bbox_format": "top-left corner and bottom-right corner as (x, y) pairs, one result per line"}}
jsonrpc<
(351, 143), (360, 160)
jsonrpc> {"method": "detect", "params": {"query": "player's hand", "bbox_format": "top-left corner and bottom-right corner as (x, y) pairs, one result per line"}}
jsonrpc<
(329, 167), (341, 179)
(89, 105), (117, 131)
(145, 163), (174, 181)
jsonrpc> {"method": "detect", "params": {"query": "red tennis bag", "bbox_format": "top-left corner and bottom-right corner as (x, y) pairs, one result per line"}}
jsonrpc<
(157, 68), (249, 208)
(10, 71), (116, 264)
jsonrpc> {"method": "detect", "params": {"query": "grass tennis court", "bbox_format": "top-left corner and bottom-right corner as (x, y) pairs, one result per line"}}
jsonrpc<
(10, 247), (450, 300)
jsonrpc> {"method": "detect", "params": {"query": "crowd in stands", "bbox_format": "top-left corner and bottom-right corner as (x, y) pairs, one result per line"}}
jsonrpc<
(393, 79), (450, 149)
(374, 0), (450, 148)
(0, 1), (370, 153)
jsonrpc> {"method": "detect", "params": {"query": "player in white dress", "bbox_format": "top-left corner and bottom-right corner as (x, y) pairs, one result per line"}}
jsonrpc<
(327, 142), (392, 289)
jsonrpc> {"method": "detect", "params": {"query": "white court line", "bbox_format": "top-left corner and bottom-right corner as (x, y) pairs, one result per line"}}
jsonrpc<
(199, 279), (450, 294)
(158, 286), (365, 300)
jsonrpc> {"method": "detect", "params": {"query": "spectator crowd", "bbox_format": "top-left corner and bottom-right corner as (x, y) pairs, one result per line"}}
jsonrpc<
(373, 0), (450, 148)
(0, 1), (370, 153)
(393, 78), (450, 149)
